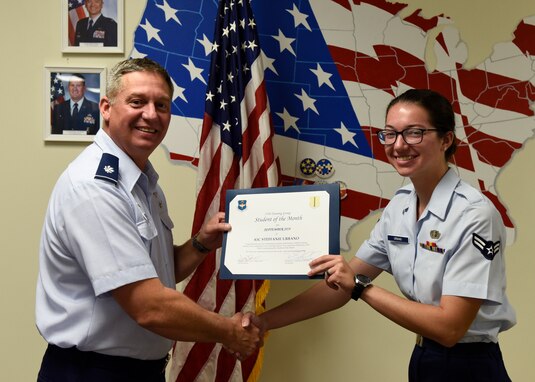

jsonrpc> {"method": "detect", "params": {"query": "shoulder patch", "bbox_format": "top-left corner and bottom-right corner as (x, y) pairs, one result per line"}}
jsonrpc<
(472, 233), (500, 260)
(94, 153), (119, 185)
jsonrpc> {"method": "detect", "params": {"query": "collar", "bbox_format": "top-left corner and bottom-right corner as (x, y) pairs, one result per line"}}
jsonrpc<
(424, 169), (460, 220)
(395, 168), (460, 220)
(89, 14), (102, 23)
(70, 98), (84, 109)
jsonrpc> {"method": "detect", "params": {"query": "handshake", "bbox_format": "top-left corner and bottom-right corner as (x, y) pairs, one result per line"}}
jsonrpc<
(223, 312), (266, 361)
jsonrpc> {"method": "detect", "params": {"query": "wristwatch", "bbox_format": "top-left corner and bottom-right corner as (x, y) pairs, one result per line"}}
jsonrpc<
(351, 274), (372, 301)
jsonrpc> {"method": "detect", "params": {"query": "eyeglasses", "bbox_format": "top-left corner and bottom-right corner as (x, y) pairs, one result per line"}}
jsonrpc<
(377, 128), (439, 145)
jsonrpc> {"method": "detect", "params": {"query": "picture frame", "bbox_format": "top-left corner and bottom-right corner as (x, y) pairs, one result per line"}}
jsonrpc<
(44, 66), (106, 142)
(61, 0), (124, 53)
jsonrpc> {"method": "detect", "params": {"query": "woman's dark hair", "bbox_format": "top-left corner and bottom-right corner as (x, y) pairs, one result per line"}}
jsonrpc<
(386, 89), (457, 160)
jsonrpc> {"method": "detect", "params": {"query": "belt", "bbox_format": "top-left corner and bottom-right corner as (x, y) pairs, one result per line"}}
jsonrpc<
(46, 344), (169, 376)
(415, 335), (498, 355)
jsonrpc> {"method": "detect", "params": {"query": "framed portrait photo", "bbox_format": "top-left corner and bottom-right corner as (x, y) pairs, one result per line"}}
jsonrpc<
(62, 0), (124, 53)
(44, 66), (106, 142)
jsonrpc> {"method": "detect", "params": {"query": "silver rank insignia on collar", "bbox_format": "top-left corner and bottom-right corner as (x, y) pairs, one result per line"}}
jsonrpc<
(94, 153), (119, 185)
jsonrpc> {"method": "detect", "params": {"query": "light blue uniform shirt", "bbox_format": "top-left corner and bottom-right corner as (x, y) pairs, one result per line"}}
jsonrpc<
(356, 169), (516, 343)
(36, 129), (175, 360)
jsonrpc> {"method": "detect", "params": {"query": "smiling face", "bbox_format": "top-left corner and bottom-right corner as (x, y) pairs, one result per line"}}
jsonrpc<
(99, 71), (172, 169)
(384, 102), (453, 184)
(68, 79), (85, 102)
(85, 0), (103, 17)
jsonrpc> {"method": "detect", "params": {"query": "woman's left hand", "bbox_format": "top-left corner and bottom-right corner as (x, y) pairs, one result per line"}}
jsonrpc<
(308, 255), (355, 293)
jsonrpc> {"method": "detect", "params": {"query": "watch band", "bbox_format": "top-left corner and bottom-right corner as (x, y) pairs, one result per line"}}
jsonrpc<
(192, 233), (211, 253)
(351, 284), (365, 301)
(351, 274), (372, 301)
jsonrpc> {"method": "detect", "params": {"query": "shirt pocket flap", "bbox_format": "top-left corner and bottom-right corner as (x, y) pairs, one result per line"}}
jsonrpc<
(160, 212), (174, 231)
(137, 219), (157, 241)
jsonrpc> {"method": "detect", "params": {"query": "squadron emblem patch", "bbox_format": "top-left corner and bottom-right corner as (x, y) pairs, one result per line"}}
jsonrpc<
(472, 233), (500, 260)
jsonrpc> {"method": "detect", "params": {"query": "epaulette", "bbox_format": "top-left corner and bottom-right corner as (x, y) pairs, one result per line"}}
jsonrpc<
(94, 153), (119, 185)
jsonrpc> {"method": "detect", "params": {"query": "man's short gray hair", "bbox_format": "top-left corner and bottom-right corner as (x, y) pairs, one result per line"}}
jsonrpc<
(106, 58), (173, 104)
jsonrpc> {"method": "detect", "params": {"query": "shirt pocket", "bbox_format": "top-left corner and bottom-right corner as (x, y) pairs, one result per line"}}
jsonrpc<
(136, 206), (157, 241)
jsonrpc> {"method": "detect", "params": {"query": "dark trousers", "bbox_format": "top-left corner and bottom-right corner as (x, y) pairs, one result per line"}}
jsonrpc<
(409, 338), (511, 382)
(37, 344), (167, 382)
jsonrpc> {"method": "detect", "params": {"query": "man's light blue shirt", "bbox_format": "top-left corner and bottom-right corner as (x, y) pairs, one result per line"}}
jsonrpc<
(36, 129), (175, 360)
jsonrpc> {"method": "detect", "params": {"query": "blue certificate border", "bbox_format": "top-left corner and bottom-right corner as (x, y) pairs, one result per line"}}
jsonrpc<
(220, 183), (340, 280)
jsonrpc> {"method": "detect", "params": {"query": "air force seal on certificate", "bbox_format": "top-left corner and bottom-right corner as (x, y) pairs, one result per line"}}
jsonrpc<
(238, 200), (247, 211)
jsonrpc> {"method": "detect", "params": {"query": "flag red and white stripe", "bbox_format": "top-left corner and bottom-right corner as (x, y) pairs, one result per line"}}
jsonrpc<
(68, 0), (88, 46)
(170, 0), (280, 381)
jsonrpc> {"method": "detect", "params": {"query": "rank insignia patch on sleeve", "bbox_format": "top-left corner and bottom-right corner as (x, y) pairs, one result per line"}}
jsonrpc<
(472, 233), (500, 260)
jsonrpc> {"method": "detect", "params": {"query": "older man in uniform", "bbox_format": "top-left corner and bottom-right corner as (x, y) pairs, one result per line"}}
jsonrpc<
(74, 0), (117, 47)
(52, 73), (100, 135)
(36, 58), (261, 382)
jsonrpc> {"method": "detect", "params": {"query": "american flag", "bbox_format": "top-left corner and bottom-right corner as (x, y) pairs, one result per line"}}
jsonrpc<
(67, 0), (88, 46)
(50, 72), (66, 107)
(130, 0), (535, 379)
(50, 72), (66, 124)
(169, 0), (280, 381)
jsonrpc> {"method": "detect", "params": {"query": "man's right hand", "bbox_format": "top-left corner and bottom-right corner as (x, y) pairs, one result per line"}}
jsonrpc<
(224, 312), (263, 360)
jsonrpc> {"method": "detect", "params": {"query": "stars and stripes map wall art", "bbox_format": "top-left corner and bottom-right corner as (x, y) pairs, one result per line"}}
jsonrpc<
(132, 0), (534, 249)
(127, 0), (534, 381)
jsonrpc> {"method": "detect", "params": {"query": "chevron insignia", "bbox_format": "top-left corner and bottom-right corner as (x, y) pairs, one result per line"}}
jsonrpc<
(472, 233), (500, 260)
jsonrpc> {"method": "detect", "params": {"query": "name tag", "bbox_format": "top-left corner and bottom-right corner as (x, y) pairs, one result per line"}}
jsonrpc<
(388, 235), (409, 244)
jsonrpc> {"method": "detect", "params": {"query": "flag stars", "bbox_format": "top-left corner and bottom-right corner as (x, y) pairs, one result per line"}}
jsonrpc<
(260, 50), (278, 75)
(220, 99), (228, 110)
(222, 26), (230, 37)
(223, 121), (232, 131)
(156, 0), (181, 25)
(335, 122), (359, 148)
(272, 29), (296, 56)
(227, 72), (235, 83)
(140, 19), (164, 45)
(276, 108), (300, 133)
(212, 41), (220, 52)
(197, 34), (213, 56)
(229, 21), (236, 32)
(206, 91), (215, 102)
(287, 4), (311, 31)
(310, 63), (335, 90)
(248, 18), (256, 29)
(295, 89), (319, 114)
(247, 40), (258, 51)
(182, 58), (207, 84)
(171, 78), (188, 103)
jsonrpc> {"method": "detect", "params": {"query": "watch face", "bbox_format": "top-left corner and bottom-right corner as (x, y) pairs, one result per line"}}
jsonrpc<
(356, 274), (371, 286)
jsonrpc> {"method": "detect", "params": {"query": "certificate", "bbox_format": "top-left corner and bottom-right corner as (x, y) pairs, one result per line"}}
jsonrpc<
(220, 183), (340, 279)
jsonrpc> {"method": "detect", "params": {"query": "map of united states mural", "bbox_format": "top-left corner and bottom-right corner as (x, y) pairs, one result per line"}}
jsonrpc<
(132, 0), (535, 249)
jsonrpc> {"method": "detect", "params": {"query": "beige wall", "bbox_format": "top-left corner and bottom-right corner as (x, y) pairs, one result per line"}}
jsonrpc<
(0, 1), (532, 381)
